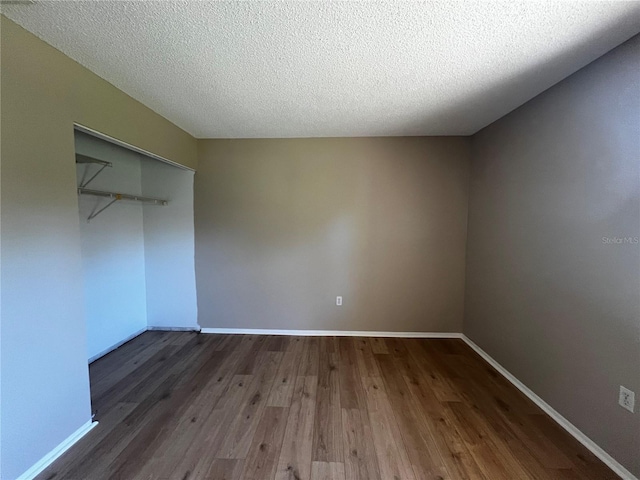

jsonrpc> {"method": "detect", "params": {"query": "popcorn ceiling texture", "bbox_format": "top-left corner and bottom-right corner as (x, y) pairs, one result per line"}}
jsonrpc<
(4, 1), (640, 138)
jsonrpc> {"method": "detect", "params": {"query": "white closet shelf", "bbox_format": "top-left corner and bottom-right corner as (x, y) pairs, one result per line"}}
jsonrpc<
(76, 153), (112, 166)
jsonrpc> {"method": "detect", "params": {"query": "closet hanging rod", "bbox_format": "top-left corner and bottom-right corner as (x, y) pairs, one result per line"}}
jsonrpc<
(78, 188), (168, 205)
(78, 188), (168, 222)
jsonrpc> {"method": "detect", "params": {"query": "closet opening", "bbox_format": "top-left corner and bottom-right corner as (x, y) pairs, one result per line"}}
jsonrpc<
(73, 125), (199, 367)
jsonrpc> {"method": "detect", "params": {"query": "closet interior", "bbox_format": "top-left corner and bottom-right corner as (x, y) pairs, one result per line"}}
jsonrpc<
(74, 129), (199, 362)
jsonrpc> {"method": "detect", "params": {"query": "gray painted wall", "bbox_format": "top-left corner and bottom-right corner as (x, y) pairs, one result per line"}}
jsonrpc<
(464, 35), (640, 476)
(195, 137), (470, 332)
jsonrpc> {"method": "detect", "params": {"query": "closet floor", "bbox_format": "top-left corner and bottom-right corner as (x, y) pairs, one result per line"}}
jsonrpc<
(38, 331), (617, 480)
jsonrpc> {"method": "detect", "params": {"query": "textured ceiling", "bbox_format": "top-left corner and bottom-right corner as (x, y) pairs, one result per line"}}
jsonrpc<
(3, 1), (640, 138)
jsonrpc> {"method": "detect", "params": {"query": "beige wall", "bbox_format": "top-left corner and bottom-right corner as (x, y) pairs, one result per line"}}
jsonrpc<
(0, 17), (197, 169)
(0, 17), (196, 479)
(465, 35), (640, 477)
(195, 137), (470, 332)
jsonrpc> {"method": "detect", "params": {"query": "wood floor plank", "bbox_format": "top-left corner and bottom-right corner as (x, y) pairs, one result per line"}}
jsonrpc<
(35, 401), (139, 479)
(403, 374), (486, 480)
(526, 413), (620, 480)
(353, 337), (380, 377)
(268, 349), (303, 407)
(106, 346), (231, 479)
(361, 377), (416, 480)
(445, 401), (532, 480)
(89, 331), (166, 386)
(450, 373), (571, 474)
(218, 351), (284, 459)
(446, 353), (557, 480)
(169, 338), (273, 478)
(368, 337), (389, 355)
(92, 346), (177, 413)
(56, 374), (182, 480)
(299, 337), (320, 376)
(341, 408), (382, 480)
(337, 337), (381, 480)
(275, 375), (318, 480)
(406, 339), (464, 403)
(310, 461), (346, 480)
(312, 339), (343, 462)
(384, 337), (409, 357)
(138, 373), (250, 479)
(175, 405), (238, 478)
(265, 335), (289, 352)
(116, 334), (218, 405)
(205, 459), (245, 480)
(286, 336), (305, 352)
(36, 333), (623, 480)
(376, 353), (450, 480)
(235, 335), (269, 374)
(170, 338), (277, 477)
(393, 340), (485, 479)
(241, 406), (290, 480)
(337, 337), (365, 411)
(214, 334), (244, 352)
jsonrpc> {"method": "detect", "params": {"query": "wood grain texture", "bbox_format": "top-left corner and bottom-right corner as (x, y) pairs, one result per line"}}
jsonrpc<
(312, 339), (343, 463)
(311, 461), (346, 480)
(36, 333), (619, 480)
(241, 406), (290, 480)
(276, 375), (317, 480)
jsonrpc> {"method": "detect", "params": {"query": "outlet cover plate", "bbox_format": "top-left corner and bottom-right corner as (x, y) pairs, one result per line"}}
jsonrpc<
(619, 386), (635, 413)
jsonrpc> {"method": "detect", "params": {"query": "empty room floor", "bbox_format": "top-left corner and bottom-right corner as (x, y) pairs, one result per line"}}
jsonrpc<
(38, 331), (618, 480)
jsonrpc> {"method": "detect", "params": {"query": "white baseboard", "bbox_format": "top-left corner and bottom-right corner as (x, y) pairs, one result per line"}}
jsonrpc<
(88, 327), (147, 363)
(461, 335), (637, 480)
(200, 328), (463, 338)
(16, 420), (98, 480)
(147, 326), (201, 332)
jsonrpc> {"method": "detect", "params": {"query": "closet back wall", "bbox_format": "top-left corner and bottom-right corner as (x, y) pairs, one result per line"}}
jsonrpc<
(76, 132), (199, 355)
(75, 132), (148, 361)
(195, 137), (470, 332)
(141, 159), (198, 331)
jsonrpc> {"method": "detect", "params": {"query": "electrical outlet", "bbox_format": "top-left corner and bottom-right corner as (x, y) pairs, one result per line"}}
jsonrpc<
(619, 386), (635, 413)
(336, 296), (342, 306)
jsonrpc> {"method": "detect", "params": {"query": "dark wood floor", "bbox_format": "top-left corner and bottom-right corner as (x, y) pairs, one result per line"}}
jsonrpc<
(38, 331), (618, 480)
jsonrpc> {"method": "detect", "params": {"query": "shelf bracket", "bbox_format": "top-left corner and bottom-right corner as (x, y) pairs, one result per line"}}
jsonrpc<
(76, 154), (112, 188)
(87, 195), (120, 223)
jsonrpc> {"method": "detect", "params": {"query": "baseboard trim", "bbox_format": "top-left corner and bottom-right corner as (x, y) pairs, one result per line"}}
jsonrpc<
(88, 327), (147, 363)
(200, 328), (463, 338)
(147, 326), (201, 332)
(461, 335), (637, 480)
(16, 420), (98, 480)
